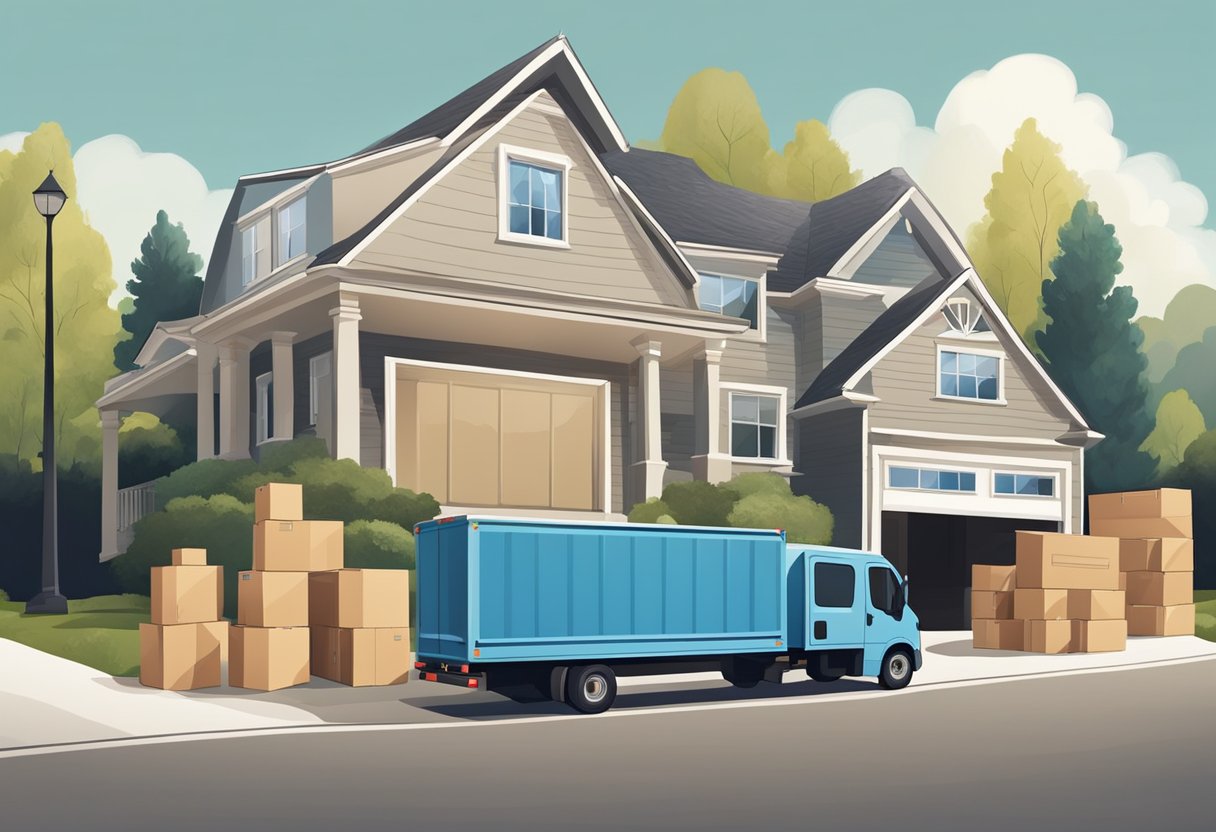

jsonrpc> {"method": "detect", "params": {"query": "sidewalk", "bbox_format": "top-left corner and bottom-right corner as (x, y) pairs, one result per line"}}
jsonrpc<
(3, 632), (1215, 751)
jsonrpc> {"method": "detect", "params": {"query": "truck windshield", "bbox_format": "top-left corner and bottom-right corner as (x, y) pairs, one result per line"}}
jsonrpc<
(869, 567), (901, 615)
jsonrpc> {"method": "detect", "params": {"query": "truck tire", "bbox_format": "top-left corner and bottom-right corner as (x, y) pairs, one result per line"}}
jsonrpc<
(878, 648), (914, 690)
(721, 657), (765, 688)
(566, 665), (617, 714)
(807, 669), (843, 683)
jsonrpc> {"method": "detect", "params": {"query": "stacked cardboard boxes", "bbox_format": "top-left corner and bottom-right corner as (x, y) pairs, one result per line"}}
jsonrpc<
(140, 548), (228, 690)
(309, 569), (411, 686)
(971, 565), (1021, 650)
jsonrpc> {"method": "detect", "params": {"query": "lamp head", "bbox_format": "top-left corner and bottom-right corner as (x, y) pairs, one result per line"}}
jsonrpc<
(33, 171), (67, 218)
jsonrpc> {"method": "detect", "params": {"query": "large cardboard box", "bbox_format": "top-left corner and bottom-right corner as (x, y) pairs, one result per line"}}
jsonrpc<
(971, 590), (1014, 620)
(171, 548), (207, 566)
(1014, 588), (1069, 621)
(254, 520), (344, 572)
(1024, 619), (1074, 654)
(1072, 618), (1127, 653)
(1119, 572), (1128, 591)
(229, 625), (310, 691)
(972, 564), (1016, 592)
(150, 565), (223, 625)
(310, 626), (411, 686)
(139, 621), (228, 690)
(972, 619), (1024, 650)
(1015, 532), (1119, 590)
(1118, 538), (1194, 573)
(1125, 571), (1193, 606)
(237, 571), (309, 627)
(309, 569), (409, 628)
(1066, 589), (1126, 621)
(254, 482), (303, 524)
(1126, 604), (1196, 637)
(1089, 488), (1192, 539)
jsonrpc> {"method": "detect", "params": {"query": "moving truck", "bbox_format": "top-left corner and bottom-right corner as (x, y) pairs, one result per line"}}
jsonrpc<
(414, 517), (920, 713)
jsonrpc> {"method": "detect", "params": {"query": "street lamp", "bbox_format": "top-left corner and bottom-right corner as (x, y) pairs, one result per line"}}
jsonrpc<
(25, 172), (68, 615)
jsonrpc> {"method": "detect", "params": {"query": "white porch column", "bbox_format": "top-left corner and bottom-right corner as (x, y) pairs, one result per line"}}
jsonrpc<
(218, 338), (252, 459)
(270, 331), (296, 441)
(630, 336), (667, 501)
(99, 409), (121, 561)
(195, 343), (216, 460)
(692, 339), (732, 483)
(330, 295), (362, 463)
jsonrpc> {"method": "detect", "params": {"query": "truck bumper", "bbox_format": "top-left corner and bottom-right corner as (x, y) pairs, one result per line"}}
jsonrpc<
(914, 649), (923, 671)
(416, 660), (487, 690)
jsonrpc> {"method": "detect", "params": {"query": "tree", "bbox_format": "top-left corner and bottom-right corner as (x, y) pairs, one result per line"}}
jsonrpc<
(1137, 284), (1216, 384)
(113, 210), (204, 372)
(0, 124), (122, 465)
(1037, 200), (1156, 492)
(968, 119), (1088, 346)
(1139, 389), (1206, 476)
(776, 119), (860, 201)
(1156, 325), (1216, 426)
(1165, 430), (1216, 588)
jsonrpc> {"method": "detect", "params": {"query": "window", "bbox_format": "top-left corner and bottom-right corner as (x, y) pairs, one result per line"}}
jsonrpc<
(995, 472), (1055, 497)
(731, 393), (779, 459)
(814, 562), (855, 608)
(256, 373), (274, 444)
(940, 350), (999, 401)
(507, 159), (563, 241)
(308, 352), (332, 426)
(241, 224), (264, 286)
(869, 567), (901, 616)
(942, 297), (991, 335)
(277, 196), (307, 265)
(889, 466), (976, 493)
(699, 273), (759, 329)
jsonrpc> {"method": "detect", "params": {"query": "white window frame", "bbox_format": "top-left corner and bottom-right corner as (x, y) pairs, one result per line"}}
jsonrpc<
(722, 382), (789, 464)
(934, 343), (1007, 406)
(255, 372), (273, 444)
(696, 272), (765, 338)
(309, 352), (332, 426)
(276, 195), (307, 267)
(240, 223), (264, 286)
(496, 144), (572, 249)
(887, 465), (978, 494)
(993, 470), (1057, 499)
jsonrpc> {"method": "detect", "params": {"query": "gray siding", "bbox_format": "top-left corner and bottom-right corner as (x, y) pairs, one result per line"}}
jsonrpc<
(820, 293), (886, 368)
(660, 360), (695, 474)
(850, 222), (940, 288)
(718, 306), (798, 460)
(793, 408), (865, 548)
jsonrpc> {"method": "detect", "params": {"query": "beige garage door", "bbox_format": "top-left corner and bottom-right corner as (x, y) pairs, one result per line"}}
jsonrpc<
(394, 364), (603, 511)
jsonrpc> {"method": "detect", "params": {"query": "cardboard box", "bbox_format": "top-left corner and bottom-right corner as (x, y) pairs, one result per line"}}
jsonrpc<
(1015, 532), (1119, 590)
(1024, 619), (1074, 654)
(1119, 572), (1127, 591)
(150, 565), (223, 625)
(972, 564), (1016, 592)
(971, 590), (1014, 620)
(254, 520), (344, 572)
(237, 571), (309, 627)
(1014, 588), (1069, 621)
(309, 569), (409, 628)
(139, 621), (228, 690)
(1125, 571), (1193, 606)
(310, 626), (411, 686)
(1118, 539), (1194, 573)
(229, 625), (310, 691)
(972, 619), (1024, 650)
(1072, 618), (1127, 653)
(1066, 589), (1126, 621)
(171, 548), (207, 566)
(254, 482), (304, 524)
(1089, 488), (1192, 539)
(1126, 604), (1196, 637)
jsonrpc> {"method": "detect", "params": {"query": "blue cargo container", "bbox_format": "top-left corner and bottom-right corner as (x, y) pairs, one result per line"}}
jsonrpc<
(415, 516), (920, 713)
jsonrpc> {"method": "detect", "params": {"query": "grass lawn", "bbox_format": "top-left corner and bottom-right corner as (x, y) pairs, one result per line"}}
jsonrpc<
(0, 594), (150, 676)
(1196, 591), (1216, 642)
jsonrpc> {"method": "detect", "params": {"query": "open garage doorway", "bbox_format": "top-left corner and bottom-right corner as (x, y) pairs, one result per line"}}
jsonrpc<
(880, 512), (1058, 630)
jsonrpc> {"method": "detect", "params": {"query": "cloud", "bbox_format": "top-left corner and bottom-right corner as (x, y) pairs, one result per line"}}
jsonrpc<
(0, 131), (30, 153)
(827, 54), (1215, 318)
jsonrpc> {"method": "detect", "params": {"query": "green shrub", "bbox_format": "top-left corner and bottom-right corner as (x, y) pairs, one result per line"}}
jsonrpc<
(345, 520), (416, 569)
(728, 491), (834, 545)
(660, 480), (737, 526)
(156, 457), (259, 506)
(119, 413), (192, 488)
(257, 436), (329, 471)
(0, 588), (8, 602)
(720, 472), (791, 499)
(629, 497), (674, 524)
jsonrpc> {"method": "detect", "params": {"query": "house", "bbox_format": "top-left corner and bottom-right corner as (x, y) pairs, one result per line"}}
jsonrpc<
(96, 36), (1100, 629)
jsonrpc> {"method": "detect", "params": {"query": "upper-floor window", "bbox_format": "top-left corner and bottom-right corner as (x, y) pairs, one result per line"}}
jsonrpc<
(731, 393), (779, 459)
(939, 349), (1000, 401)
(994, 472), (1055, 497)
(942, 297), (990, 336)
(700, 273), (759, 329)
(508, 159), (563, 241)
(277, 196), (307, 266)
(241, 224), (262, 286)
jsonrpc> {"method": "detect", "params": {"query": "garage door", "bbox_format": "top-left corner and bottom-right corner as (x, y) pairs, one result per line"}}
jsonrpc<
(394, 363), (604, 511)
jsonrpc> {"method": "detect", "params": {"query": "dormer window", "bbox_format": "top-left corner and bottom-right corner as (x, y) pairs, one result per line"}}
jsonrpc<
(942, 297), (990, 336)
(699, 273), (759, 329)
(497, 145), (571, 248)
(240, 216), (270, 285)
(277, 196), (307, 265)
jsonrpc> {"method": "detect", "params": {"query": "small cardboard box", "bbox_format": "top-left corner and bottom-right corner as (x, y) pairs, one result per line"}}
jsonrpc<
(1024, 619), (1074, 654)
(1015, 532), (1119, 590)
(1066, 589), (1126, 621)
(1125, 571), (1193, 607)
(171, 548), (207, 566)
(309, 569), (410, 628)
(1089, 488), (1192, 539)
(254, 482), (303, 524)
(1072, 618), (1127, 653)
(150, 565), (223, 625)
(254, 520), (344, 572)
(229, 625), (310, 691)
(139, 621), (228, 690)
(1118, 539), (1194, 573)
(1126, 604), (1195, 637)
(1014, 588), (1069, 621)
(237, 571), (309, 627)
(972, 619), (1024, 650)
(972, 564), (1016, 592)
(971, 590), (1014, 620)
(310, 626), (411, 687)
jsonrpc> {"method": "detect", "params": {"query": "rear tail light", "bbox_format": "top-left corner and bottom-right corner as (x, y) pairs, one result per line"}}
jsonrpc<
(460, 664), (469, 674)
(467, 679), (479, 688)
(414, 661), (427, 670)
(424, 672), (438, 682)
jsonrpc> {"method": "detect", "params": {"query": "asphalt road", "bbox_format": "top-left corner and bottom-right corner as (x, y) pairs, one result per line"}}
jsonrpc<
(2, 660), (1211, 831)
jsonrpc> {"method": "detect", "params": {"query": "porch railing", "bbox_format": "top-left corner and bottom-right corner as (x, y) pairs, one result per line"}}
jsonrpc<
(117, 479), (158, 532)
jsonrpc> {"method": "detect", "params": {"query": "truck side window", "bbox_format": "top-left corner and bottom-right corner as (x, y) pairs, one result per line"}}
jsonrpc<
(814, 562), (855, 608)
(869, 567), (900, 615)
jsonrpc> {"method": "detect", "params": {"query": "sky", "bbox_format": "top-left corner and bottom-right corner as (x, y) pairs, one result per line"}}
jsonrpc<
(1, 0), (1213, 316)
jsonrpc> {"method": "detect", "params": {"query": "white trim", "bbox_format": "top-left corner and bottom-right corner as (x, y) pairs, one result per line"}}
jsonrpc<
(860, 402), (871, 549)
(694, 270), (766, 343)
(237, 164), (327, 183)
(495, 143), (572, 249)
(675, 241), (783, 264)
(96, 349), (197, 408)
(934, 342), (1007, 406)
(794, 277), (889, 300)
(721, 382), (788, 463)
(236, 175), (319, 228)
(255, 372), (273, 444)
(789, 391), (879, 420)
(828, 190), (914, 277)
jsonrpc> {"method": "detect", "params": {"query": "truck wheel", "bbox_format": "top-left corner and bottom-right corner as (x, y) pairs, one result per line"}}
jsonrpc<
(721, 658), (764, 688)
(566, 665), (616, 714)
(807, 669), (843, 683)
(878, 648), (913, 690)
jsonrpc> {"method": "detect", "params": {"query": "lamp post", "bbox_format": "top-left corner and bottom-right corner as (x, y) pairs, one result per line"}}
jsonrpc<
(25, 172), (68, 615)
